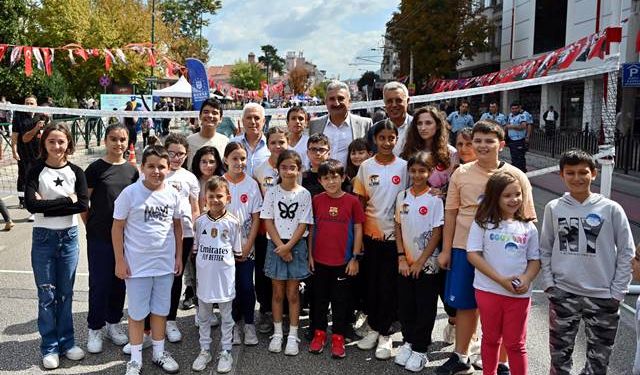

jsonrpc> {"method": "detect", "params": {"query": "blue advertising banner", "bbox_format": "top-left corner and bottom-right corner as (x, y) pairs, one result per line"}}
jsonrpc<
(186, 58), (210, 111)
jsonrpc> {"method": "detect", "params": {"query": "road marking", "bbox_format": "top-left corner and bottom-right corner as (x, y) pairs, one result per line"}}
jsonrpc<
(0, 269), (89, 277)
(533, 290), (636, 314)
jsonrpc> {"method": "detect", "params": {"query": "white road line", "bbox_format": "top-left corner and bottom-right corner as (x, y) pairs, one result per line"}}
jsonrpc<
(0, 269), (89, 277)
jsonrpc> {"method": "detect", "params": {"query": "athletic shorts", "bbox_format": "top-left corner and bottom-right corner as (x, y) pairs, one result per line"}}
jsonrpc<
(444, 248), (477, 310)
(125, 273), (174, 320)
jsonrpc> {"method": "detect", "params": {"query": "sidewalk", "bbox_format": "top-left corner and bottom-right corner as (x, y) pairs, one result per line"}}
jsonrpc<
(504, 150), (640, 225)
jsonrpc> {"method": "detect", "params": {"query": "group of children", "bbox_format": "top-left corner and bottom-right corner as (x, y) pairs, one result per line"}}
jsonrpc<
(24, 102), (638, 375)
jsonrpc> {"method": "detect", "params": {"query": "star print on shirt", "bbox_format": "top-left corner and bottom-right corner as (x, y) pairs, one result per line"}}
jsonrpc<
(53, 177), (64, 186)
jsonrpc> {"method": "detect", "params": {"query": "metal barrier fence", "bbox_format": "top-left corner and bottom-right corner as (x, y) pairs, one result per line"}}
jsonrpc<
(528, 128), (640, 174)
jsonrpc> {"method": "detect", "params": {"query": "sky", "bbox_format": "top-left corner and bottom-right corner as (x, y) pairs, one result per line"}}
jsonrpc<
(204, 0), (400, 80)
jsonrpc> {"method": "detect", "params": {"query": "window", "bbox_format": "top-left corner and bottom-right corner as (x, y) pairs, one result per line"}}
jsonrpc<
(533, 0), (568, 54)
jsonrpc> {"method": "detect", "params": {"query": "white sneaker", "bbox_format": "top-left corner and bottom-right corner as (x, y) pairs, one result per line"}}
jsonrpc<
(152, 350), (180, 373)
(394, 342), (412, 366)
(42, 353), (59, 369)
(355, 317), (371, 338)
(166, 320), (182, 343)
(65, 346), (85, 361)
(268, 334), (283, 353)
(28, 214), (35, 222)
(191, 349), (212, 372)
(357, 330), (379, 350)
(233, 324), (242, 345)
(122, 334), (152, 355)
(87, 329), (104, 353)
(125, 360), (142, 375)
(217, 350), (233, 373)
(284, 335), (300, 356)
(405, 351), (429, 372)
(243, 324), (259, 346)
(443, 323), (456, 345)
(375, 335), (392, 360)
(105, 322), (128, 346)
(469, 336), (482, 369)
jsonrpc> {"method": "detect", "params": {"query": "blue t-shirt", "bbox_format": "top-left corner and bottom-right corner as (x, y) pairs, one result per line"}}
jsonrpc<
(507, 111), (530, 141)
(447, 111), (474, 133)
(480, 111), (507, 126)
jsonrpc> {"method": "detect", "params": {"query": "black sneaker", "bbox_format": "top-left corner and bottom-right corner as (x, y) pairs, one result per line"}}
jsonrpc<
(497, 363), (511, 375)
(180, 296), (196, 310)
(435, 353), (474, 375)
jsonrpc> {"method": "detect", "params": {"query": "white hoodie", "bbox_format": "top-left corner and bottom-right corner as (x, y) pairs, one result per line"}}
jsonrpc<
(540, 193), (634, 301)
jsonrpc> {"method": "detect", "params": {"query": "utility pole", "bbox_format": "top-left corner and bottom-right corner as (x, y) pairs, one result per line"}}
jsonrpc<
(409, 49), (414, 85)
(149, 0), (156, 91)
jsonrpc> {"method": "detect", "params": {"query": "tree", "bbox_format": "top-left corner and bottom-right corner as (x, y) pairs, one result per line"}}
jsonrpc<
(288, 66), (309, 95)
(357, 71), (379, 91)
(258, 44), (285, 80)
(387, 0), (493, 90)
(160, 0), (221, 38)
(309, 80), (329, 99)
(229, 60), (266, 90)
(0, 0), (32, 45)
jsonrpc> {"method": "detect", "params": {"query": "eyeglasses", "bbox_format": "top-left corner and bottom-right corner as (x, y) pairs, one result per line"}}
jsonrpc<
(168, 151), (187, 158)
(309, 147), (329, 154)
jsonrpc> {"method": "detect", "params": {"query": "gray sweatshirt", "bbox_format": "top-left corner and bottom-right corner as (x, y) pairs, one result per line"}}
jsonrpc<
(540, 193), (634, 301)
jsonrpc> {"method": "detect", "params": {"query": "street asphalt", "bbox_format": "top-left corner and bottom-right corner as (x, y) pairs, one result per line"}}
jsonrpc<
(0, 185), (638, 375)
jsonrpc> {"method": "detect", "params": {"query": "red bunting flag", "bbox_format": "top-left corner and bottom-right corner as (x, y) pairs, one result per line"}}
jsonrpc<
(103, 49), (116, 71)
(0, 45), (7, 62)
(23, 47), (33, 76)
(41, 48), (53, 76)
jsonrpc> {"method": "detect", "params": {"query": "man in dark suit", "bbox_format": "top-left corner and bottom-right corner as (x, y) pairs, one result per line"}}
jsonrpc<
(308, 80), (372, 165)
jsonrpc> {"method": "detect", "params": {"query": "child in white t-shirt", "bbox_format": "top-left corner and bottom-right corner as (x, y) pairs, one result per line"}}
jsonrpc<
(113, 145), (183, 375)
(260, 150), (313, 356)
(223, 142), (263, 346)
(394, 152), (444, 372)
(191, 176), (242, 373)
(466, 171), (540, 375)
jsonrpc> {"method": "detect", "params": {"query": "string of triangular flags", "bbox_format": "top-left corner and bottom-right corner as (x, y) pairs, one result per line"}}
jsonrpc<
(427, 26), (622, 93)
(0, 42), (185, 78)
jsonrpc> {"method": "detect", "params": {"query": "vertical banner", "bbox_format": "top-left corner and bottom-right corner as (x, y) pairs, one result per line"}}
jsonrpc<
(185, 58), (210, 111)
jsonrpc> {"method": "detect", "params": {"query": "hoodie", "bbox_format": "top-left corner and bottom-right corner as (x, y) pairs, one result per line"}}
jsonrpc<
(539, 193), (635, 301)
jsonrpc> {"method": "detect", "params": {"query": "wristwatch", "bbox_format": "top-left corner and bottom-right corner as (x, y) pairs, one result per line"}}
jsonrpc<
(352, 253), (363, 261)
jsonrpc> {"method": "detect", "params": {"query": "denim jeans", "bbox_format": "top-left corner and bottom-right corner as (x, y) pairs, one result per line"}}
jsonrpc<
(31, 226), (79, 356)
(87, 237), (125, 330)
(232, 259), (256, 324)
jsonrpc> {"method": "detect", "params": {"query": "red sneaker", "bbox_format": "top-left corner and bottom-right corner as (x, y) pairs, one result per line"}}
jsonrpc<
(331, 334), (346, 359)
(309, 330), (327, 354)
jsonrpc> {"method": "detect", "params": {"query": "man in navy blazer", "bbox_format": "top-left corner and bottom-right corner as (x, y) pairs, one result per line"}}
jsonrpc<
(308, 80), (372, 165)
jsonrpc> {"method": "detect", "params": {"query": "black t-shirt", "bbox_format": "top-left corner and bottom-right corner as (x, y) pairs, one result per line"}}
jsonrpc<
(85, 159), (139, 241)
(12, 112), (40, 161)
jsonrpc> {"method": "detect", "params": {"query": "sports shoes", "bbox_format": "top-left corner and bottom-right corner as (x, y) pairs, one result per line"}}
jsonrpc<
(165, 320), (182, 343)
(331, 334), (346, 359)
(435, 352), (473, 375)
(65, 346), (85, 361)
(152, 351), (179, 374)
(87, 328), (104, 353)
(217, 350), (233, 373)
(105, 322), (129, 346)
(123, 334), (152, 355)
(257, 312), (273, 334)
(125, 360), (141, 375)
(357, 330), (379, 350)
(394, 342), (412, 366)
(268, 334), (283, 353)
(374, 335), (392, 360)
(405, 351), (429, 372)
(243, 324), (259, 346)
(443, 323), (456, 345)
(233, 324), (242, 345)
(309, 330), (327, 354)
(191, 349), (212, 372)
(180, 294), (196, 310)
(42, 353), (59, 369)
(469, 337), (482, 369)
(354, 314), (371, 338)
(28, 214), (35, 222)
(3, 221), (15, 231)
(284, 335), (300, 356)
(497, 363), (511, 375)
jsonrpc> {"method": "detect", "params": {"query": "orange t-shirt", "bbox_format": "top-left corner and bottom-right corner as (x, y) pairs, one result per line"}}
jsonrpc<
(445, 161), (536, 249)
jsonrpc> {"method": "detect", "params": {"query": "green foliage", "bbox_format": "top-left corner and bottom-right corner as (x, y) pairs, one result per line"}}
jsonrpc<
(229, 60), (266, 90)
(160, 0), (221, 38)
(258, 45), (285, 76)
(357, 71), (379, 91)
(309, 80), (329, 99)
(0, 0), (35, 45)
(387, 0), (494, 86)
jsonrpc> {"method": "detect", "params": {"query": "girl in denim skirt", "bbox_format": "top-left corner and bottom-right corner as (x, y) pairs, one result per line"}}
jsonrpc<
(25, 123), (89, 369)
(260, 150), (313, 356)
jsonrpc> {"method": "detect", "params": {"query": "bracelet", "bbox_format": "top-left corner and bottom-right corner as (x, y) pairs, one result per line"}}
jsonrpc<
(397, 252), (405, 257)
